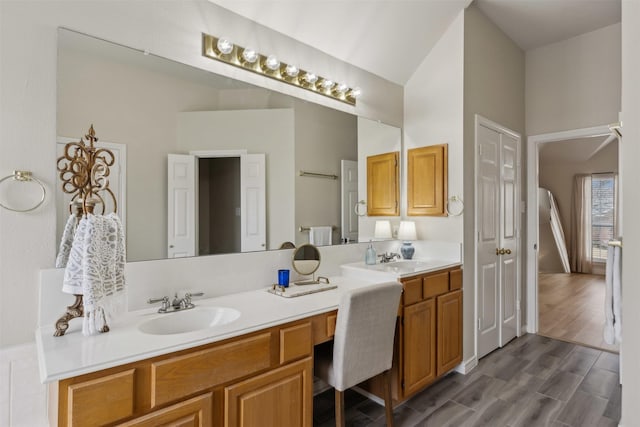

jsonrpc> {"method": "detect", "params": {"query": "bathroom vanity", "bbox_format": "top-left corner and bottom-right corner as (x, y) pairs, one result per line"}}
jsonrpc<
(37, 261), (461, 426)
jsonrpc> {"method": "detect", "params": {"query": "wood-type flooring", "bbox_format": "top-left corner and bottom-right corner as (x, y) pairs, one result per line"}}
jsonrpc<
(538, 273), (618, 353)
(313, 334), (621, 426)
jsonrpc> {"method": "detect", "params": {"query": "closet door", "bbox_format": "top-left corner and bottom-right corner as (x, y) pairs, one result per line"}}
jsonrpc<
(476, 117), (520, 359)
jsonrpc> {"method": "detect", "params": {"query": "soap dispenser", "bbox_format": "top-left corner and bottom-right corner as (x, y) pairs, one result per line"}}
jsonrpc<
(365, 241), (377, 265)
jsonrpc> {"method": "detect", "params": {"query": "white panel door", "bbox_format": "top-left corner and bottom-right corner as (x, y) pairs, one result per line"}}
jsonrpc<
(341, 160), (359, 243)
(500, 135), (519, 345)
(167, 154), (196, 258)
(477, 125), (501, 359)
(476, 119), (520, 359)
(241, 154), (266, 252)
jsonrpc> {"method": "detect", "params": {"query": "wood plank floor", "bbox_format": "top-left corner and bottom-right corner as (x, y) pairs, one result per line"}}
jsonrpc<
(313, 334), (620, 426)
(538, 273), (618, 353)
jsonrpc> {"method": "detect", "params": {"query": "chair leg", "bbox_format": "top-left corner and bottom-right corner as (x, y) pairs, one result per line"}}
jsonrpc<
(335, 389), (345, 427)
(382, 370), (394, 427)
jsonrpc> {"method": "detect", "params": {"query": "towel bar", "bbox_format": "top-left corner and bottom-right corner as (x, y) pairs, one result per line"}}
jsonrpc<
(299, 225), (338, 232)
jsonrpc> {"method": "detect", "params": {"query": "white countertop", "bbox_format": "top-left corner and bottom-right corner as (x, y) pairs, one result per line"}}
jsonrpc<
(341, 259), (462, 280)
(36, 259), (460, 383)
(36, 276), (379, 383)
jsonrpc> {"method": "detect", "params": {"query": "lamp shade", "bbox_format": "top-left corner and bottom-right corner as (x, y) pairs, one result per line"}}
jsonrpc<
(374, 220), (392, 239)
(397, 221), (417, 241)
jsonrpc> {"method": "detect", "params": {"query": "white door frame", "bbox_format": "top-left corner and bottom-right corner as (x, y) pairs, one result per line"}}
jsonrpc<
(525, 124), (612, 333)
(474, 114), (522, 359)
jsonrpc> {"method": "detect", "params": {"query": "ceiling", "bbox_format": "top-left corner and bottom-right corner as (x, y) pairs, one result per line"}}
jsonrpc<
(539, 136), (617, 163)
(208, 0), (621, 85)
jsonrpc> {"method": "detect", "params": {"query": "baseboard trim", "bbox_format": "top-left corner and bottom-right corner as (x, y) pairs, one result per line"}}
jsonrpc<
(454, 355), (478, 374)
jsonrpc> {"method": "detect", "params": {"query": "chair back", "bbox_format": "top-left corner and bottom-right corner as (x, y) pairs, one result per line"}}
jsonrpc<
(331, 282), (402, 390)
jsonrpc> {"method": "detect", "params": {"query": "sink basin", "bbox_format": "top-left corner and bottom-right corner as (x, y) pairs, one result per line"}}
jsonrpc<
(138, 307), (241, 335)
(341, 259), (460, 279)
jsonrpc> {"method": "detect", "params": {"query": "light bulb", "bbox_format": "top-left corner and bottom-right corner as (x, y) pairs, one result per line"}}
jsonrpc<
(320, 79), (334, 90)
(216, 37), (234, 55)
(303, 72), (318, 84)
(348, 87), (362, 99)
(334, 83), (348, 94)
(285, 64), (299, 77)
(265, 55), (280, 71)
(241, 47), (258, 63)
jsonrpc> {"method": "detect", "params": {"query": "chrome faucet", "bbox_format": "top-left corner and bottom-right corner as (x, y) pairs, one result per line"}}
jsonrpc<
(378, 252), (401, 263)
(148, 292), (204, 313)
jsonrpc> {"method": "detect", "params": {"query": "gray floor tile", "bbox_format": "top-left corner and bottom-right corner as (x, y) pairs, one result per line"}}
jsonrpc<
(369, 403), (424, 427)
(537, 370), (583, 401)
(603, 380), (621, 421)
(524, 353), (563, 380)
(451, 375), (506, 410)
(496, 371), (544, 406)
(459, 397), (516, 427)
(559, 349), (599, 376)
(578, 367), (620, 399)
(555, 389), (608, 426)
(593, 351), (620, 373)
(510, 393), (564, 427)
(414, 400), (476, 427)
(405, 373), (465, 415)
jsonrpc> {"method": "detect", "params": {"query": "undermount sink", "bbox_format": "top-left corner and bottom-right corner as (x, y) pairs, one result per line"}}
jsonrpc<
(138, 306), (241, 335)
(341, 259), (459, 279)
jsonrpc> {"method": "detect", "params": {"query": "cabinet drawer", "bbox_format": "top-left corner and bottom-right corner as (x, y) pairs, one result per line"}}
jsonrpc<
(423, 272), (449, 298)
(280, 323), (312, 364)
(326, 314), (337, 338)
(450, 269), (462, 290)
(118, 392), (212, 427)
(150, 332), (272, 407)
(67, 369), (135, 426)
(402, 277), (423, 305)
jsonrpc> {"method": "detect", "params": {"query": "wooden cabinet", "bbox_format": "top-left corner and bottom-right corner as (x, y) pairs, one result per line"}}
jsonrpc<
(224, 357), (313, 427)
(119, 393), (212, 427)
(402, 299), (436, 396)
(398, 267), (462, 401)
(437, 290), (463, 376)
(407, 144), (448, 216)
(54, 312), (334, 427)
(367, 151), (399, 216)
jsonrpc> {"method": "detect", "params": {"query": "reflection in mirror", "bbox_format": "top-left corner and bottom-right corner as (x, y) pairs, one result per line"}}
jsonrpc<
(56, 29), (359, 263)
(291, 244), (321, 277)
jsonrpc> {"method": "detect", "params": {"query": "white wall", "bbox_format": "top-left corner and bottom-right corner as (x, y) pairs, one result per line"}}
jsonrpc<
(526, 23), (621, 136)
(0, 0), (403, 348)
(404, 12), (464, 245)
(620, 2), (640, 425)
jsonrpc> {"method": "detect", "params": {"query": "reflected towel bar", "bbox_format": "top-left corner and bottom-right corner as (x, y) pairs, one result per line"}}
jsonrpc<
(608, 240), (623, 248)
(299, 225), (338, 232)
(299, 170), (338, 180)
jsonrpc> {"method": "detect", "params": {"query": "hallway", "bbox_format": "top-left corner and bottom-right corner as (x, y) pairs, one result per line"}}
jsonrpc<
(538, 273), (618, 353)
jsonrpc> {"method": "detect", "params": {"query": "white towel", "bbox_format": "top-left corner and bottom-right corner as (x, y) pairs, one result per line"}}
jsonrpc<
(62, 213), (127, 335)
(604, 244), (622, 344)
(309, 226), (332, 246)
(55, 214), (79, 268)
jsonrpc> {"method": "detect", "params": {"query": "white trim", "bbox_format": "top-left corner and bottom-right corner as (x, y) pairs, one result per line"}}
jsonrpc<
(189, 149), (247, 158)
(525, 124), (612, 333)
(454, 355), (478, 375)
(474, 114), (522, 360)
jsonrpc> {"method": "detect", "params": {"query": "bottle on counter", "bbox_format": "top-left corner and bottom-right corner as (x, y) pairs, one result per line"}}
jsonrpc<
(365, 242), (377, 265)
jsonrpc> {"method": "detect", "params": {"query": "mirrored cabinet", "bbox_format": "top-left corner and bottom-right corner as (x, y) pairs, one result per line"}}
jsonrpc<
(366, 151), (400, 216)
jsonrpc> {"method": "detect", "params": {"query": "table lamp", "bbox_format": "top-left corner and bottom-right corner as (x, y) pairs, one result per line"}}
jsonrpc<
(397, 221), (417, 259)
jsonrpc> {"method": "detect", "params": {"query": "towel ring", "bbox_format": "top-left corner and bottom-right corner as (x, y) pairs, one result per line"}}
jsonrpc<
(446, 195), (464, 217)
(354, 200), (367, 217)
(0, 170), (46, 212)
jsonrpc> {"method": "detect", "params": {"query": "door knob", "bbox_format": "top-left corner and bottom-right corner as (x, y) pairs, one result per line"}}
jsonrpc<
(496, 248), (506, 255)
(505, 249), (511, 254)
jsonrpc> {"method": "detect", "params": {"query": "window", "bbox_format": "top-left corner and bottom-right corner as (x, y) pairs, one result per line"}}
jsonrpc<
(591, 174), (616, 261)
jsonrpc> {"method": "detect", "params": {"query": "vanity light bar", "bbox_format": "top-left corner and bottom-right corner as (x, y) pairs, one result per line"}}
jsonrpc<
(202, 33), (360, 106)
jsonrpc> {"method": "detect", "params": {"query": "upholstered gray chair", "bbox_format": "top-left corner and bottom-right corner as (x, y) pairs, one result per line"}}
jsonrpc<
(315, 282), (402, 427)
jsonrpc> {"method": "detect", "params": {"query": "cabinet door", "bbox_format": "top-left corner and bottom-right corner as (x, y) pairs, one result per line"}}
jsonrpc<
(367, 151), (399, 216)
(118, 393), (212, 427)
(224, 357), (312, 427)
(437, 290), (463, 376)
(407, 144), (448, 216)
(403, 299), (436, 397)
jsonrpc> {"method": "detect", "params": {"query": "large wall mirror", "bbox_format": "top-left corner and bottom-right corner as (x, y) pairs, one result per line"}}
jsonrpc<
(56, 28), (400, 263)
